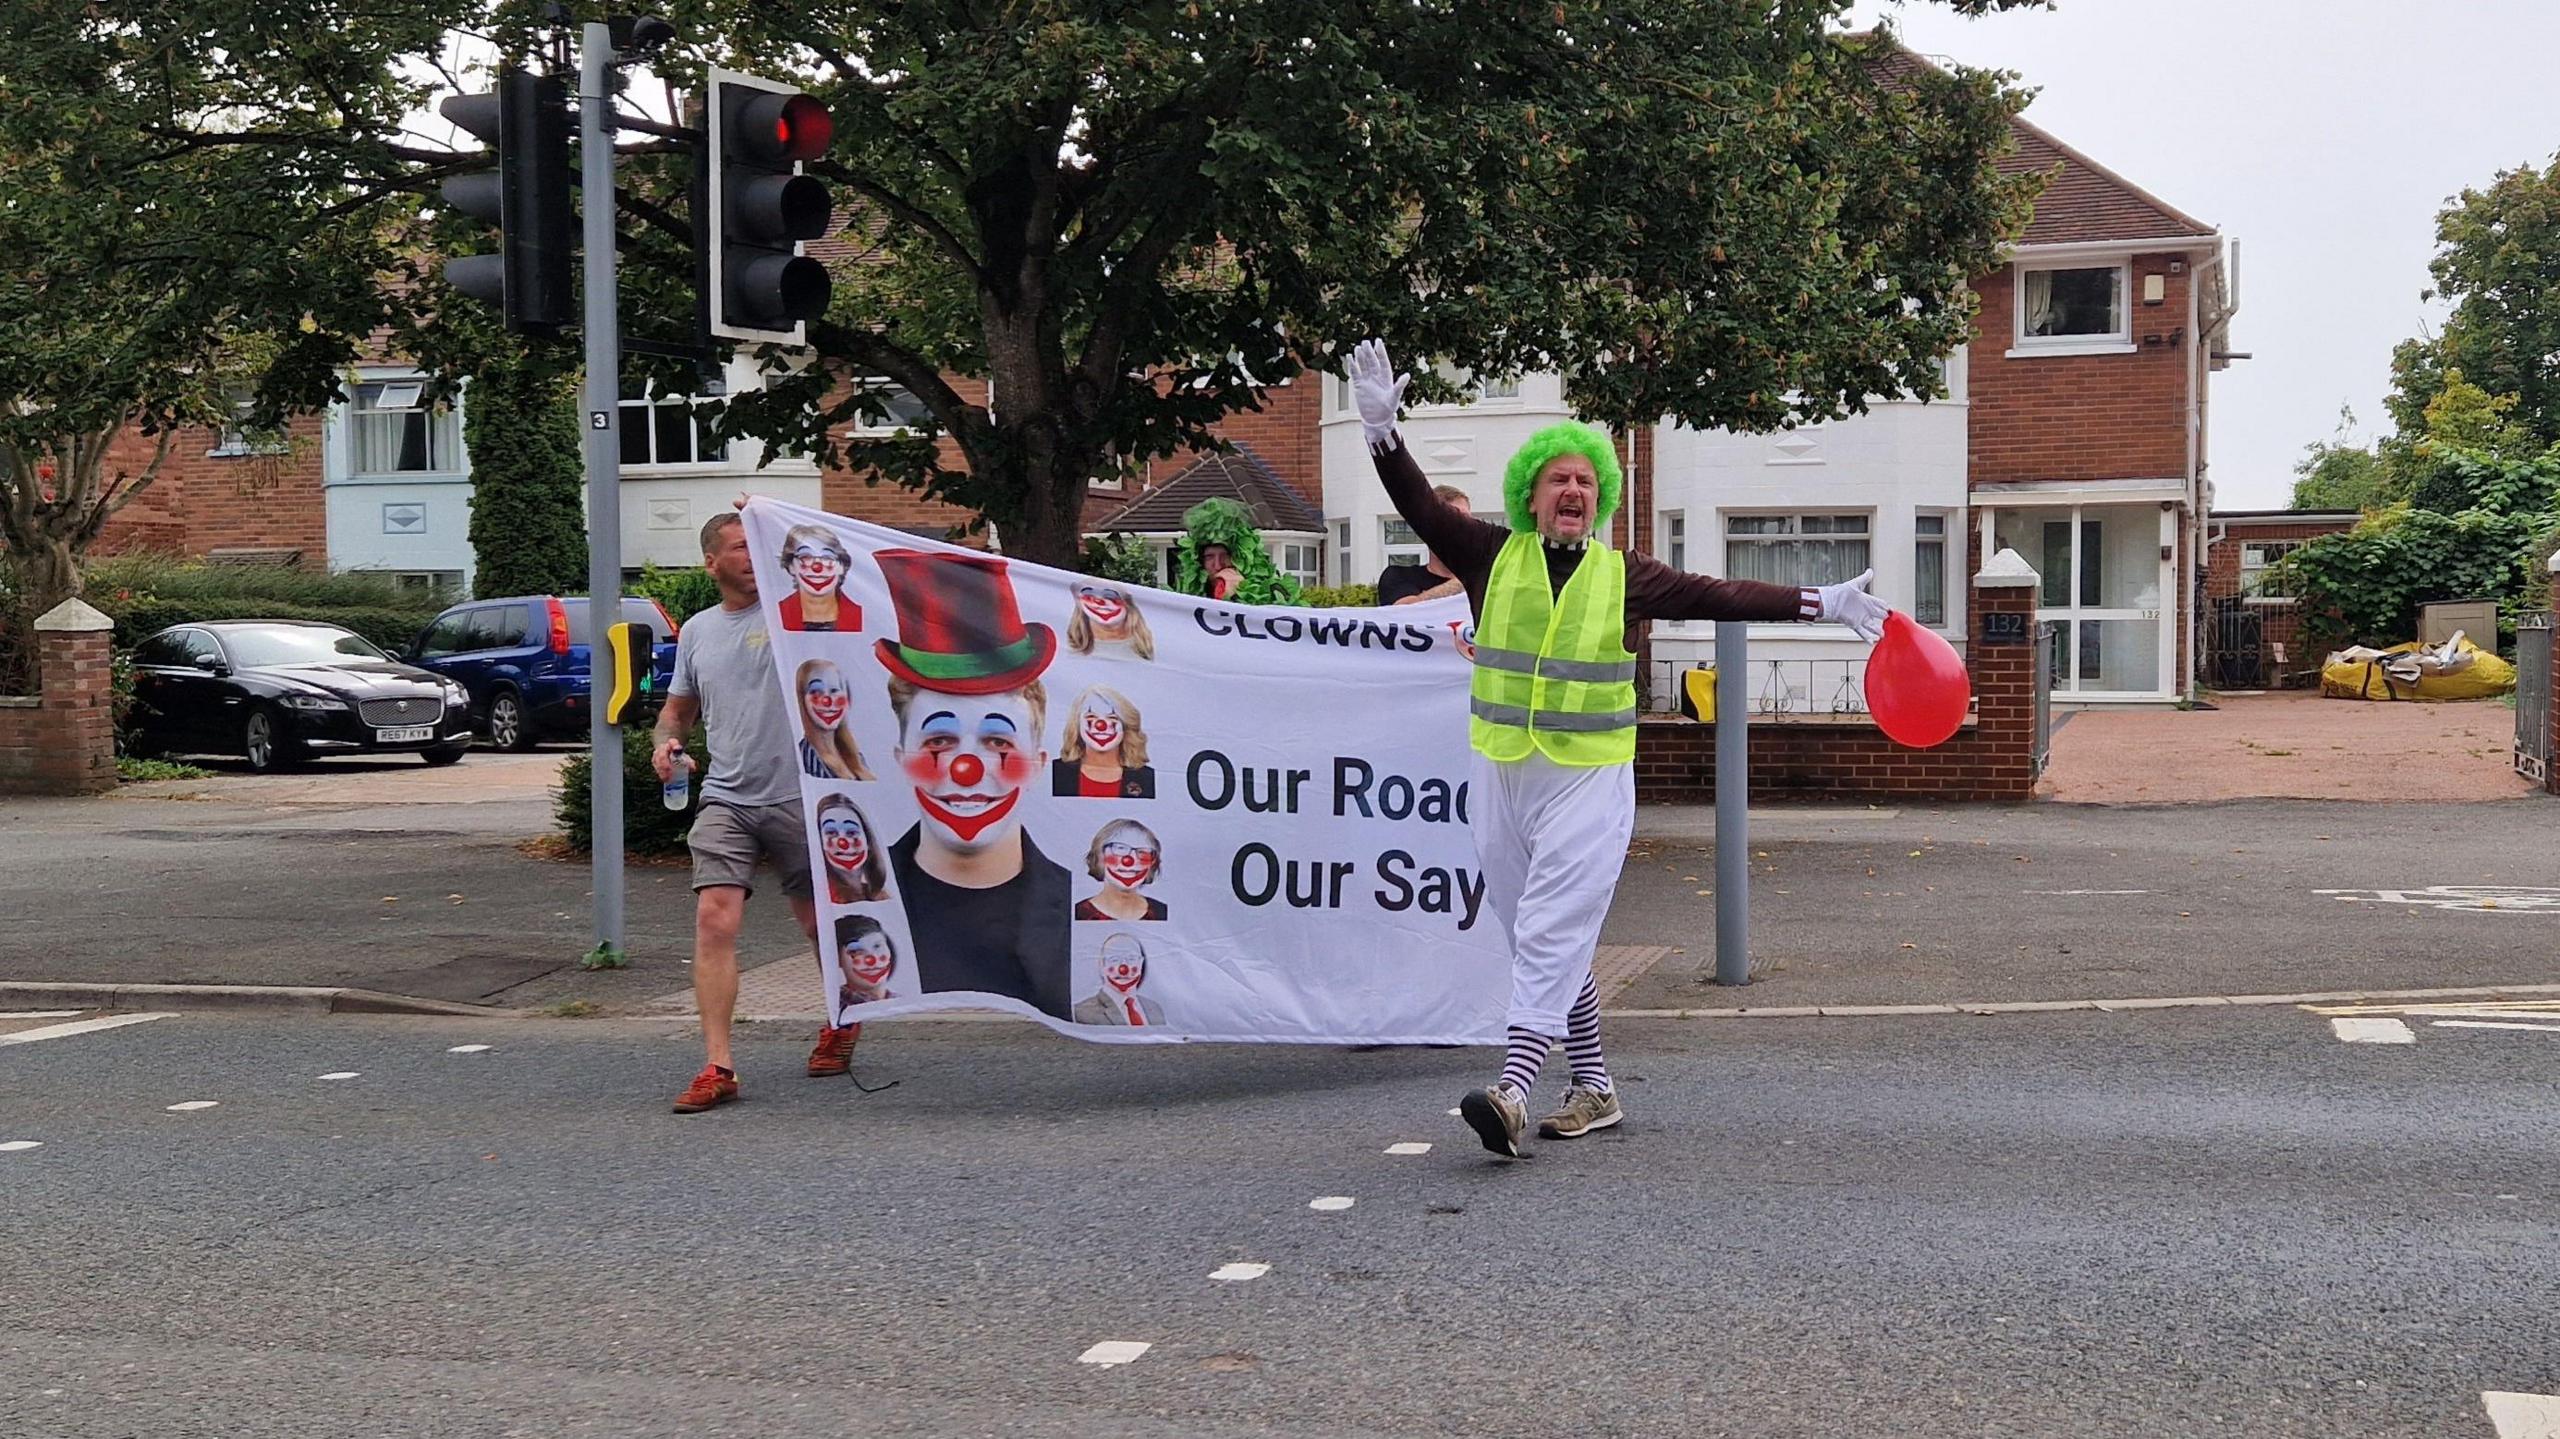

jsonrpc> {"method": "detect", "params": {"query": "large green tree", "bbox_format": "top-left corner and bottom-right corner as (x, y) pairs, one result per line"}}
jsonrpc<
(640, 2), (2043, 566)
(2385, 155), (2560, 447)
(0, 1), (469, 616)
(463, 349), (589, 598)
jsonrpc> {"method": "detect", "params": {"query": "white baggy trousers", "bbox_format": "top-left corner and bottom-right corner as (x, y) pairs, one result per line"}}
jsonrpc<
(1470, 749), (1637, 1038)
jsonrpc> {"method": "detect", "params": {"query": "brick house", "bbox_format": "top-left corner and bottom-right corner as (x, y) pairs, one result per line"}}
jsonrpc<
(1326, 37), (2238, 707)
(2200, 509), (2360, 687)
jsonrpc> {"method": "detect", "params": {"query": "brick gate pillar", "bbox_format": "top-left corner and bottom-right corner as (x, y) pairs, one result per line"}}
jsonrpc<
(0, 598), (119, 796)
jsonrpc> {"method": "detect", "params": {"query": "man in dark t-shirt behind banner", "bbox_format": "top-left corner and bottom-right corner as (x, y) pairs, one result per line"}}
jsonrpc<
(1376, 484), (1475, 606)
(871, 547), (1075, 1021)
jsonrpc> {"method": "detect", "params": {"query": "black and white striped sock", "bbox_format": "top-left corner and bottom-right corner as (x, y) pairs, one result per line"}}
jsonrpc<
(1564, 975), (1612, 1094)
(1497, 1028), (1551, 1099)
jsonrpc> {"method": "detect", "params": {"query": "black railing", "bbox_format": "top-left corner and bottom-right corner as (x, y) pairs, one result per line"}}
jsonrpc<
(1645, 656), (1870, 721)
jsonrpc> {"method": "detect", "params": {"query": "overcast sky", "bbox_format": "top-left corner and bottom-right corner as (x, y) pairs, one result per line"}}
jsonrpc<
(1845, 0), (2560, 508)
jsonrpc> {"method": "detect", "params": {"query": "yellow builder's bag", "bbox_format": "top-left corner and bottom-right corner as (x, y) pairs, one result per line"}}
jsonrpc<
(2321, 631), (2516, 702)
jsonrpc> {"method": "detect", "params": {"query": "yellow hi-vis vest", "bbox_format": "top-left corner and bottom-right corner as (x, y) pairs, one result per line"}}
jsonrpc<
(1468, 532), (1638, 766)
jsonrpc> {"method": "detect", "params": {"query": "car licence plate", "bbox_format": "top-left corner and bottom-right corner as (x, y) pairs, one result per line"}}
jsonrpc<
(375, 725), (436, 743)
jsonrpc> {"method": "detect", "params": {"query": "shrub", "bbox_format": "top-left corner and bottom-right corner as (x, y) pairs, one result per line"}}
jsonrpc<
(2279, 504), (2549, 651)
(82, 554), (443, 653)
(1078, 532), (1157, 584)
(1298, 583), (1380, 608)
(464, 356), (588, 598)
(632, 563), (720, 627)
(557, 719), (705, 857)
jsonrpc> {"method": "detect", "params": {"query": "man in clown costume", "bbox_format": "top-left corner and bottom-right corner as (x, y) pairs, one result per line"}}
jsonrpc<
(1348, 339), (1889, 1156)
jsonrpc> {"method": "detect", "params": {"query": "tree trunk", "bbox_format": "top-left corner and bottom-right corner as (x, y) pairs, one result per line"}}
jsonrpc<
(16, 537), (82, 615)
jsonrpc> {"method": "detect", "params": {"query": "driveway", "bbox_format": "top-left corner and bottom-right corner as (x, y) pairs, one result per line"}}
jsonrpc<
(2039, 690), (2534, 804)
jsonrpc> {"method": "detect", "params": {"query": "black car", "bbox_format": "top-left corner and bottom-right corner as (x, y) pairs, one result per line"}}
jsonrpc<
(128, 621), (475, 772)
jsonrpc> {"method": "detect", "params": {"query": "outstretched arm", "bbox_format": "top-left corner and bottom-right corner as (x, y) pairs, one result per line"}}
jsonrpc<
(1352, 338), (1503, 578)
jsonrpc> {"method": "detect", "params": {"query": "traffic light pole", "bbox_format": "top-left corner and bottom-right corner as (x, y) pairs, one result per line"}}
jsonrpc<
(578, 21), (627, 967)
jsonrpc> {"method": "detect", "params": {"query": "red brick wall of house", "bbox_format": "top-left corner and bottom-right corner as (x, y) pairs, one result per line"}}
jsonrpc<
(95, 418), (330, 563)
(819, 375), (992, 544)
(1969, 256), (2196, 487)
(2201, 518), (2358, 685)
(1635, 579), (2042, 802)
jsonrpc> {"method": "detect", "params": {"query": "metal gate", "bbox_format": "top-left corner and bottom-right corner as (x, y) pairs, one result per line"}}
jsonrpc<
(2032, 619), (2062, 779)
(2519, 613), (2552, 785)
(2205, 598), (2266, 689)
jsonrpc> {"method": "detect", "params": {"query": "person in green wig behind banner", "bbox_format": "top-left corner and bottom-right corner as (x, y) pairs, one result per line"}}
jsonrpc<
(1176, 496), (1302, 605)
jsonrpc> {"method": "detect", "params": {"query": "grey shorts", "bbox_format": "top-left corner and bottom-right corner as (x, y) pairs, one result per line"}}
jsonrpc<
(688, 799), (815, 900)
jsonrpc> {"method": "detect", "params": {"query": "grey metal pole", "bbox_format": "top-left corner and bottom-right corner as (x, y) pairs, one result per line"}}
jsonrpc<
(1712, 617), (1748, 985)
(578, 23), (626, 963)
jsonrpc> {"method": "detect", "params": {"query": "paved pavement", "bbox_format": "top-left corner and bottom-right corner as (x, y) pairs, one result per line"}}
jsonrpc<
(2040, 690), (2532, 804)
(4, 1006), (2555, 1436)
(8, 751), (2557, 1016)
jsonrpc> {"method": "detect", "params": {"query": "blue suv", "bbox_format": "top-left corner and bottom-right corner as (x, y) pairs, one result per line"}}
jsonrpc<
(407, 595), (678, 751)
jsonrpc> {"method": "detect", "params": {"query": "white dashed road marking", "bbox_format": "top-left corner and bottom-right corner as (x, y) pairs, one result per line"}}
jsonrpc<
(2330, 1017), (2415, 1045)
(1308, 1196), (1355, 1212)
(2434, 1021), (2560, 1035)
(1, 1141), (43, 1153)
(1385, 1142), (1433, 1155)
(317, 1072), (362, 1080)
(1077, 1341), (1151, 1368)
(0, 1009), (83, 1019)
(1208, 1263), (1269, 1282)
(447, 1044), (493, 1054)
(165, 1101), (220, 1112)
(0, 1013), (172, 1048)
(2483, 1390), (2560, 1438)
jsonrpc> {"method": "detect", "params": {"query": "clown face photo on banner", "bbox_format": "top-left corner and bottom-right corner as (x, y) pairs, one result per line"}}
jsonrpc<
(743, 498), (1505, 1046)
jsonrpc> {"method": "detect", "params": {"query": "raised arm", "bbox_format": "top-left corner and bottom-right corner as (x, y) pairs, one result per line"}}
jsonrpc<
(1352, 338), (1504, 574)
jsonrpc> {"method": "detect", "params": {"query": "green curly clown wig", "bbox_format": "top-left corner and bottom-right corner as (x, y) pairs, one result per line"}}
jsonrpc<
(1176, 496), (1303, 605)
(1502, 422), (1623, 535)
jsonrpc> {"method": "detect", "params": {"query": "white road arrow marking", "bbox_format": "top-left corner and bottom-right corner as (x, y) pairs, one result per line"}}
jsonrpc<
(2483, 1390), (2560, 1438)
(2330, 1017), (2415, 1044)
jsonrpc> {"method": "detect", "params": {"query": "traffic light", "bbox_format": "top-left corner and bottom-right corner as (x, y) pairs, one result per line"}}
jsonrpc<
(601, 621), (654, 726)
(704, 68), (835, 344)
(440, 66), (575, 334)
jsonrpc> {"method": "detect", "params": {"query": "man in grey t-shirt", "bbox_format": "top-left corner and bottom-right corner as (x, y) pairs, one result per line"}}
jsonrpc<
(652, 511), (860, 1114)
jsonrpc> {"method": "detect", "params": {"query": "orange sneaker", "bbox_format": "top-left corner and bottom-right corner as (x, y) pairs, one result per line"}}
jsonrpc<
(673, 1063), (740, 1113)
(807, 1024), (861, 1077)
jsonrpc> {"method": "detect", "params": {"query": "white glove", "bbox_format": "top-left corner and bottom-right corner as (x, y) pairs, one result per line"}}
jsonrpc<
(1816, 568), (1891, 644)
(1348, 338), (1411, 452)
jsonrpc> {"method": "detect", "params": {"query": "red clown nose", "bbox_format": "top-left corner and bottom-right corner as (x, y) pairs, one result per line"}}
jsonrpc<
(1863, 611), (1970, 748)
(948, 753), (985, 786)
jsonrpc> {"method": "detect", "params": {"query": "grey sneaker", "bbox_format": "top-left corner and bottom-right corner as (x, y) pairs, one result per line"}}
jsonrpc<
(1538, 1085), (1623, 1139)
(1459, 1085), (1527, 1158)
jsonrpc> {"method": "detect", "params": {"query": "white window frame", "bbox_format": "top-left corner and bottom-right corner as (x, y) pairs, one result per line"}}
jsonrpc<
(1338, 362), (1522, 415)
(1331, 519), (1352, 587)
(1721, 511), (1874, 591)
(1278, 540), (1320, 590)
(619, 387), (730, 469)
(1659, 511), (1687, 573)
(1914, 511), (1951, 628)
(2010, 261), (2134, 358)
(207, 389), (289, 458)
(846, 377), (935, 438)
(1380, 517), (1429, 570)
(2239, 540), (2299, 603)
(348, 377), (462, 478)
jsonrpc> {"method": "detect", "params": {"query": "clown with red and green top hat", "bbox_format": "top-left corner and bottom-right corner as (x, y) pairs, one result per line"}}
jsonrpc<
(872, 549), (1075, 1020)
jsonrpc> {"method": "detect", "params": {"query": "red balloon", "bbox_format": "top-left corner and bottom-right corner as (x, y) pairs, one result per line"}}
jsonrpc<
(1864, 611), (1970, 748)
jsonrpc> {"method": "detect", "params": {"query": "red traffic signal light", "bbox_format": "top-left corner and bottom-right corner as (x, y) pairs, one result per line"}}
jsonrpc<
(704, 69), (837, 343)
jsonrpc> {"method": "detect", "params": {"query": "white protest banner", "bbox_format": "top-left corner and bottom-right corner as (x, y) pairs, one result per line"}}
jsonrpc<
(741, 498), (1505, 1044)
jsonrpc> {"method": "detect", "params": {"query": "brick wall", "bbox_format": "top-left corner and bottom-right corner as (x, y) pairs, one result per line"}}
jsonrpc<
(820, 375), (992, 543)
(0, 604), (118, 796)
(97, 418), (329, 563)
(2201, 517), (2357, 686)
(1634, 577), (2042, 803)
(1969, 257), (2195, 487)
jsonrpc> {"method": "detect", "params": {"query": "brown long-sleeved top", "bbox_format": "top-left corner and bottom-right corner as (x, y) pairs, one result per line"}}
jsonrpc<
(1375, 438), (1818, 627)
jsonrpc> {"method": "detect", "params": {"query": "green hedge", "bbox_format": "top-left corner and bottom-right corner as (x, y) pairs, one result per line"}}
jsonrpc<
(632, 564), (719, 627)
(83, 554), (444, 654)
(557, 720), (706, 857)
(1298, 583), (1380, 608)
(103, 596), (442, 654)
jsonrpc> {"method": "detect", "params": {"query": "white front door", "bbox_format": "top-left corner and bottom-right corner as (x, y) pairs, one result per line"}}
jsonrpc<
(1989, 503), (2174, 698)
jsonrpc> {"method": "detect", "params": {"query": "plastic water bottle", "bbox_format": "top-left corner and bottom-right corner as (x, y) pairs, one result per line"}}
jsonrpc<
(662, 745), (693, 811)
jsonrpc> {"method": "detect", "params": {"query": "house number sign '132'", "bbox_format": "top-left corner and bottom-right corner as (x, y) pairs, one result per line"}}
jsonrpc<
(1982, 612), (2031, 644)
